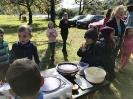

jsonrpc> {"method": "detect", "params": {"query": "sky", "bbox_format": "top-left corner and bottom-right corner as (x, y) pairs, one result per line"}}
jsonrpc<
(62, 0), (104, 9)
(62, 0), (79, 8)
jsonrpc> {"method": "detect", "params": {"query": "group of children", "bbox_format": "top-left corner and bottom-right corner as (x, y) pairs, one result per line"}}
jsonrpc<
(0, 12), (70, 99)
(0, 10), (133, 99)
(77, 25), (133, 99)
(0, 25), (44, 99)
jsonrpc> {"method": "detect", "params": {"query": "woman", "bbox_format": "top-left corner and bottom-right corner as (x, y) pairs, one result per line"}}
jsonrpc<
(103, 9), (113, 26)
(106, 5), (125, 58)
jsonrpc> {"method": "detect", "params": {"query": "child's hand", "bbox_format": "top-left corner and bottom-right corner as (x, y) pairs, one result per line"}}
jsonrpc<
(9, 89), (17, 98)
(114, 36), (120, 40)
(81, 47), (86, 52)
(50, 32), (53, 35)
(81, 44), (86, 52)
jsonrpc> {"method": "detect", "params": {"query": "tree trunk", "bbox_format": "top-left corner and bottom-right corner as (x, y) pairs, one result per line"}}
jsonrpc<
(81, 5), (85, 15)
(50, 0), (55, 24)
(48, 7), (50, 21)
(27, 6), (32, 25)
(19, 14), (21, 20)
(79, 0), (82, 15)
(19, 13), (23, 21)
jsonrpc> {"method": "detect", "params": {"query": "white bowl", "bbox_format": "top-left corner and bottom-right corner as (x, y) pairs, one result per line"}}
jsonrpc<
(84, 67), (106, 84)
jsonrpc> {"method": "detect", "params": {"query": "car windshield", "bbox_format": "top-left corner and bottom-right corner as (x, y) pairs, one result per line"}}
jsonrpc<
(84, 15), (94, 20)
(73, 16), (80, 19)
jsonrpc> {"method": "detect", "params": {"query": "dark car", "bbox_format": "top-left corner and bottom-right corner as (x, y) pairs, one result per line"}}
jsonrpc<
(68, 15), (86, 26)
(76, 15), (104, 29)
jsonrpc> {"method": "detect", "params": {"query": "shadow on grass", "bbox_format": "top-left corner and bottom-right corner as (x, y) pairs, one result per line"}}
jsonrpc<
(0, 23), (48, 34)
(40, 40), (70, 70)
(96, 58), (133, 99)
(40, 43), (54, 70)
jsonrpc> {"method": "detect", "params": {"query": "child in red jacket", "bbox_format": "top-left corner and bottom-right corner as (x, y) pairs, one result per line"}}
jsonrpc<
(120, 26), (133, 72)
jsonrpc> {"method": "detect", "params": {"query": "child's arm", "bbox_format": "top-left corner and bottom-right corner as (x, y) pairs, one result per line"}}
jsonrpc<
(68, 20), (71, 28)
(59, 20), (64, 28)
(52, 29), (58, 37)
(124, 15), (133, 27)
(46, 29), (51, 37)
(77, 44), (85, 57)
(81, 44), (102, 64)
(9, 44), (18, 64)
(33, 46), (40, 67)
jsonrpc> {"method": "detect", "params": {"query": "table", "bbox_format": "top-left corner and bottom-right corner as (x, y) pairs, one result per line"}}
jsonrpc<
(41, 68), (110, 99)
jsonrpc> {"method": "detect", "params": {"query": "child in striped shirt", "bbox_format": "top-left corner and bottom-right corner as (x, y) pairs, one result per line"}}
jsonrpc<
(0, 28), (10, 82)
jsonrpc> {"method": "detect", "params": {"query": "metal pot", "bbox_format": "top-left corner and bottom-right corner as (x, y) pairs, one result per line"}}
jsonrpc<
(56, 62), (79, 77)
(84, 67), (106, 84)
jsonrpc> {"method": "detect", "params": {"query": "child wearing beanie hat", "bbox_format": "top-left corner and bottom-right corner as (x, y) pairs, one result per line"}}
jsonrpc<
(77, 27), (103, 99)
(99, 26), (116, 83)
(77, 27), (103, 66)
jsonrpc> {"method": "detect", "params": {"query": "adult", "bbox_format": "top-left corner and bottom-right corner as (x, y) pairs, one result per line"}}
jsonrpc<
(59, 12), (71, 56)
(106, 5), (125, 58)
(125, 4), (133, 27)
(103, 9), (113, 26)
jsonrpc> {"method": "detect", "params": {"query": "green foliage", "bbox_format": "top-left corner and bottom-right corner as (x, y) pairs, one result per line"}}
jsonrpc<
(74, 0), (103, 15)
(103, 0), (133, 10)
(56, 8), (78, 19)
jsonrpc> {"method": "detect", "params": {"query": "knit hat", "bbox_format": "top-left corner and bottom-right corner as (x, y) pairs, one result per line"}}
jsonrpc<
(84, 27), (98, 42)
(99, 26), (115, 39)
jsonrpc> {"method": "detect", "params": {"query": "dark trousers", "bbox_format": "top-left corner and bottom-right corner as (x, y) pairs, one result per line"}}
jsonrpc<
(61, 33), (68, 53)
(49, 42), (56, 58)
(0, 64), (10, 82)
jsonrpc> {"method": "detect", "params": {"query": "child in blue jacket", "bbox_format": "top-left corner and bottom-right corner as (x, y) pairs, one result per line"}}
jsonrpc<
(9, 25), (40, 67)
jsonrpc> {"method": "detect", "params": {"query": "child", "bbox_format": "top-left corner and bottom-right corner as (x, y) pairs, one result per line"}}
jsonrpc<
(9, 25), (40, 67)
(6, 58), (44, 99)
(125, 4), (133, 27)
(59, 12), (71, 56)
(0, 28), (10, 82)
(46, 21), (58, 61)
(77, 27), (103, 99)
(120, 26), (133, 72)
(99, 26), (116, 82)
(77, 27), (103, 66)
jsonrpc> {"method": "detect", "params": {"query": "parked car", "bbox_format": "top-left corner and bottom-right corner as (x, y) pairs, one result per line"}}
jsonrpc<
(76, 15), (104, 29)
(68, 15), (86, 26)
(88, 19), (104, 31)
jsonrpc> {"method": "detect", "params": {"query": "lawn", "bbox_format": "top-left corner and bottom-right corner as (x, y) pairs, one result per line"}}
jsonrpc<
(0, 15), (133, 99)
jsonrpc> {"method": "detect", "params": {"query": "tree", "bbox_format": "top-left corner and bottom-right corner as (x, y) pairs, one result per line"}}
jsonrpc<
(56, 8), (77, 19)
(9, 0), (34, 24)
(75, 0), (103, 15)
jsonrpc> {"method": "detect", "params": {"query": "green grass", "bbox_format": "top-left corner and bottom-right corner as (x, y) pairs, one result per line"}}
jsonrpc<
(1, 15), (133, 99)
